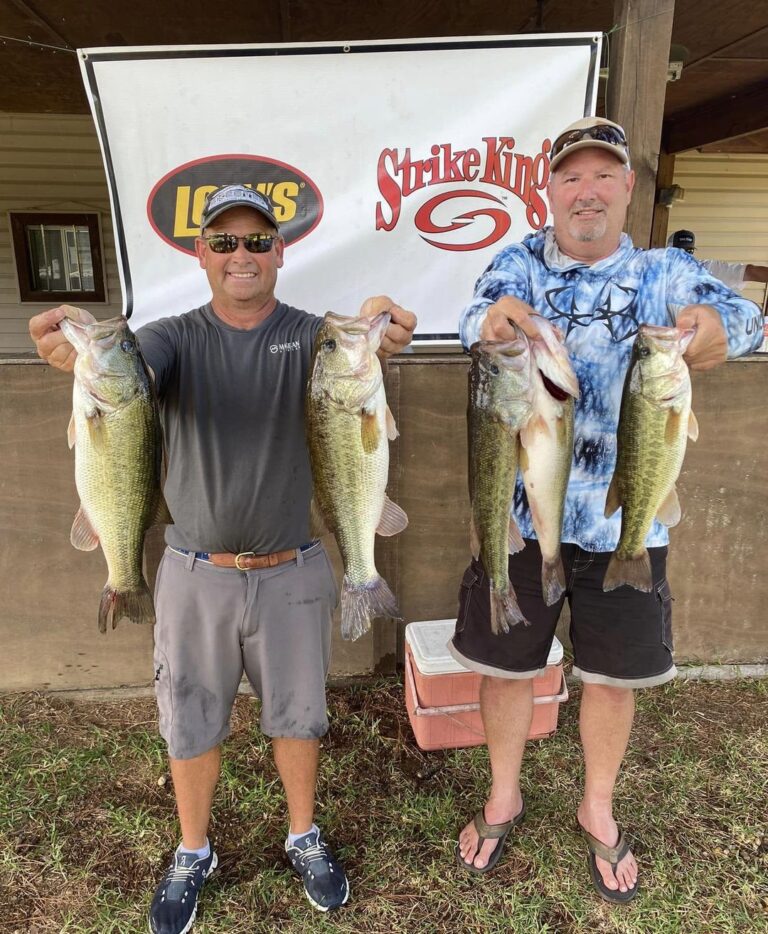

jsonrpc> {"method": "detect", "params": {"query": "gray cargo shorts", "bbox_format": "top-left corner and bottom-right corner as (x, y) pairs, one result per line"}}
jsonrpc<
(152, 542), (338, 760)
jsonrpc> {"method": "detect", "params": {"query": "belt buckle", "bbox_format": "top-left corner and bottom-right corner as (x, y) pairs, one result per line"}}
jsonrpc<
(235, 551), (255, 570)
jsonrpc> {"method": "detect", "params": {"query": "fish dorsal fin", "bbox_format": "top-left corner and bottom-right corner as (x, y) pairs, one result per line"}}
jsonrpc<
(688, 409), (699, 442)
(67, 412), (76, 449)
(604, 474), (622, 518)
(71, 505), (99, 551)
(310, 497), (331, 536)
(508, 518), (525, 555)
(656, 485), (682, 527)
(469, 513), (481, 560)
(361, 411), (380, 454)
(376, 495), (408, 536)
(152, 491), (173, 526)
(385, 405), (399, 441)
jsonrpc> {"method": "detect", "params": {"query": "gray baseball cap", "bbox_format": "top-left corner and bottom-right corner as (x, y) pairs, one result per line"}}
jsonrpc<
(200, 184), (279, 231)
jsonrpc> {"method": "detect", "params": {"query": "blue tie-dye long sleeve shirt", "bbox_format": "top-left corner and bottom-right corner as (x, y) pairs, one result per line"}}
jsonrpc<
(459, 228), (763, 552)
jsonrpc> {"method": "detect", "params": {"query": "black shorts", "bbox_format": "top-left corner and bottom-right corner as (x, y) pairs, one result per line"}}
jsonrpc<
(449, 539), (676, 688)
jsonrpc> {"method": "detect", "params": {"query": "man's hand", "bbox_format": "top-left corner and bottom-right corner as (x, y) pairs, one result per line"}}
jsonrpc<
(676, 304), (728, 371)
(360, 295), (417, 357)
(480, 295), (543, 343)
(28, 305), (88, 372)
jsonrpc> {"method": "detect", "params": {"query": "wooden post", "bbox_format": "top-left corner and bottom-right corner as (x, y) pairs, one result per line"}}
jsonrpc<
(607, 0), (675, 248)
(649, 150), (676, 248)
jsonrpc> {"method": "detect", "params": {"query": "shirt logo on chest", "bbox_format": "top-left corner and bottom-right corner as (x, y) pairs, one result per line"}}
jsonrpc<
(270, 341), (301, 354)
(544, 283), (639, 342)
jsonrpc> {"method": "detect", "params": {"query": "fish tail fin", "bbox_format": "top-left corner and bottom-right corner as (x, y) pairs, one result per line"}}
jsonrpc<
(340, 574), (400, 642)
(98, 579), (155, 633)
(542, 557), (566, 606)
(602, 551), (653, 593)
(490, 586), (528, 634)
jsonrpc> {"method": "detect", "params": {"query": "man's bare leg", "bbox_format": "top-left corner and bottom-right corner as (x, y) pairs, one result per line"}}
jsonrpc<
(577, 682), (638, 893)
(170, 745), (221, 849)
(273, 737), (320, 835)
(458, 676), (533, 869)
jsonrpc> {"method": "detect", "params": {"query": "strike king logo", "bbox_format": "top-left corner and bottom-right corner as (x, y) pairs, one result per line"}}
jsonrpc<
(147, 154), (324, 256)
(375, 137), (552, 251)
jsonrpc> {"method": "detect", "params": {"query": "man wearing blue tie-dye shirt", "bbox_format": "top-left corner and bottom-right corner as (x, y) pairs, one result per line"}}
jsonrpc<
(453, 117), (761, 902)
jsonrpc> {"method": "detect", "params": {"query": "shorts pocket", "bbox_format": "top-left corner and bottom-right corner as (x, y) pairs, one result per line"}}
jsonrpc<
(655, 578), (674, 652)
(153, 648), (173, 738)
(456, 561), (481, 634)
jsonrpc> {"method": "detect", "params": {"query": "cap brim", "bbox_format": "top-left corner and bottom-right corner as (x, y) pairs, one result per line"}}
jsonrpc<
(549, 140), (630, 173)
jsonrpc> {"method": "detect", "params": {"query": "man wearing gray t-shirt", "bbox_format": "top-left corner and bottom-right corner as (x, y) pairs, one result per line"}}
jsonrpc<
(29, 183), (416, 932)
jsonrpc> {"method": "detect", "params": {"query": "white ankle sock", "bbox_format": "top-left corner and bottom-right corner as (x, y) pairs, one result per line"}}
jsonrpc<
(177, 838), (210, 860)
(287, 824), (319, 847)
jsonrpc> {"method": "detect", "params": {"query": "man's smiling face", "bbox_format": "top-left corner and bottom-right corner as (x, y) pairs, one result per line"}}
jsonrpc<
(547, 148), (635, 263)
(195, 206), (284, 315)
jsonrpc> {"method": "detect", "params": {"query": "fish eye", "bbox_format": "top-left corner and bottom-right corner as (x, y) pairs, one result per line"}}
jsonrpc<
(638, 346), (651, 357)
(120, 339), (134, 353)
(489, 363), (500, 375)
(322, 339), (337, 352)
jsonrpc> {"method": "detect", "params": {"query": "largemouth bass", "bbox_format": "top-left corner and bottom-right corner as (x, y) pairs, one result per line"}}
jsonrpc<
(468, 339), (533, 633)
(60, 309), (168, 632)
(519, 316), (579, 605)
(306, 311), (407, 641)
(603, 324), (698, 592)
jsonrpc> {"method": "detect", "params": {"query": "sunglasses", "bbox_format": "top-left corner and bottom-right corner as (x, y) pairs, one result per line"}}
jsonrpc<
(202, 233), (278, 254)
(551, 124), (629, 161)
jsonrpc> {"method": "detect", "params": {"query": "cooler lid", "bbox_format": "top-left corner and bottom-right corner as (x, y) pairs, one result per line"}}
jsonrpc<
(405, 618), (563, 675)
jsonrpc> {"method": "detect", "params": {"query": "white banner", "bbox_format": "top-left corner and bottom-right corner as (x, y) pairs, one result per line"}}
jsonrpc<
(79, 36), (600, 343)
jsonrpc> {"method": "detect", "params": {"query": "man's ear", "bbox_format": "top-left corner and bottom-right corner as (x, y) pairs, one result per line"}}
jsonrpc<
(625, 168), (636, 204)
(194, 237), (207, 269)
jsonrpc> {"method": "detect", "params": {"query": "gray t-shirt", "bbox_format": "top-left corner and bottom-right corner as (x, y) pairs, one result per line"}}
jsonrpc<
(137, 302), (322, 554)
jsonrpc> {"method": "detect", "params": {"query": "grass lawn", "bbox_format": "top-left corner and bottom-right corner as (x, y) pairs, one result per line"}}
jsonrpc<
(0, 677), (766, 933)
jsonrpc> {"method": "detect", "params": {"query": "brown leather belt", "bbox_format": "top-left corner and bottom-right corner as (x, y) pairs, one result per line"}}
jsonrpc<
(172, 543), (316, 571)
(210, 548), (299, 570)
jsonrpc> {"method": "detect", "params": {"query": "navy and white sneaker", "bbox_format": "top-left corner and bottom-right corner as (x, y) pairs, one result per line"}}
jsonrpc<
(149, 846), (218, 934)
(285, 828), (350, 912)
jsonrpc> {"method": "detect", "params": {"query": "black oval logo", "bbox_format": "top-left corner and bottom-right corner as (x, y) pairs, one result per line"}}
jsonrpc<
(147, 154), (324, 256)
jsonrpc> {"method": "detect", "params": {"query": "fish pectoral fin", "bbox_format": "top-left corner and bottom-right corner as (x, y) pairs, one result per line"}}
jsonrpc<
(520, 413), (551, 448)
(604, 474), (622, 518)
(665, 408), (685, 445)
(152, 491), (173, 526)
(361, 411), (380, 454)
(508, 518), (525, 555)
(688, 409), (700, 442)
(469, 514), (481, 560)
(310, 497), (331, 536)
(85, 410), (106, 446)
(376, 495), (408, 536)
(71, 505), (99, 551)
(656, 486), (682, 527)
(67, 412), (76, 449)
(385, 405), (399, 441)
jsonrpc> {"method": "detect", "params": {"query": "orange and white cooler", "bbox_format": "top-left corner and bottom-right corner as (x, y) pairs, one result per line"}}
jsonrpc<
(404, 619), (568, 751)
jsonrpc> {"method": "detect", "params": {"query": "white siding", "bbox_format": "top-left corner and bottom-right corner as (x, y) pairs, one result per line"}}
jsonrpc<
(668, 152), (768, 310)
(0, 113), (123, 354)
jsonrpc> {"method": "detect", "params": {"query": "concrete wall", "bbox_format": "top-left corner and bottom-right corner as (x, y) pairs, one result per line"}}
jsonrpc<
(1, 353), (766, 693)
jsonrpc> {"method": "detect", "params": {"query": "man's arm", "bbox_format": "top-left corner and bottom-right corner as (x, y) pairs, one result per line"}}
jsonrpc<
(459, 246), (538, 348)
(668, 251), (762, 369)
(359, 295), (417, 358)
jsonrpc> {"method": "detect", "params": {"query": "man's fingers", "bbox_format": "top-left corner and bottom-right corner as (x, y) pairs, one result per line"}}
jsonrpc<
(28, 306), (67, 342)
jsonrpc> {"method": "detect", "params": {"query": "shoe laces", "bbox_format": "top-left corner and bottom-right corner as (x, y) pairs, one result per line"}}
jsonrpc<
(163, 856), (206, 893)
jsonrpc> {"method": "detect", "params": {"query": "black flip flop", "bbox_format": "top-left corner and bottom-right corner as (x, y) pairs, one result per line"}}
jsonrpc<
(456, 801), (526, 875)
(579, 824), (638, 904)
